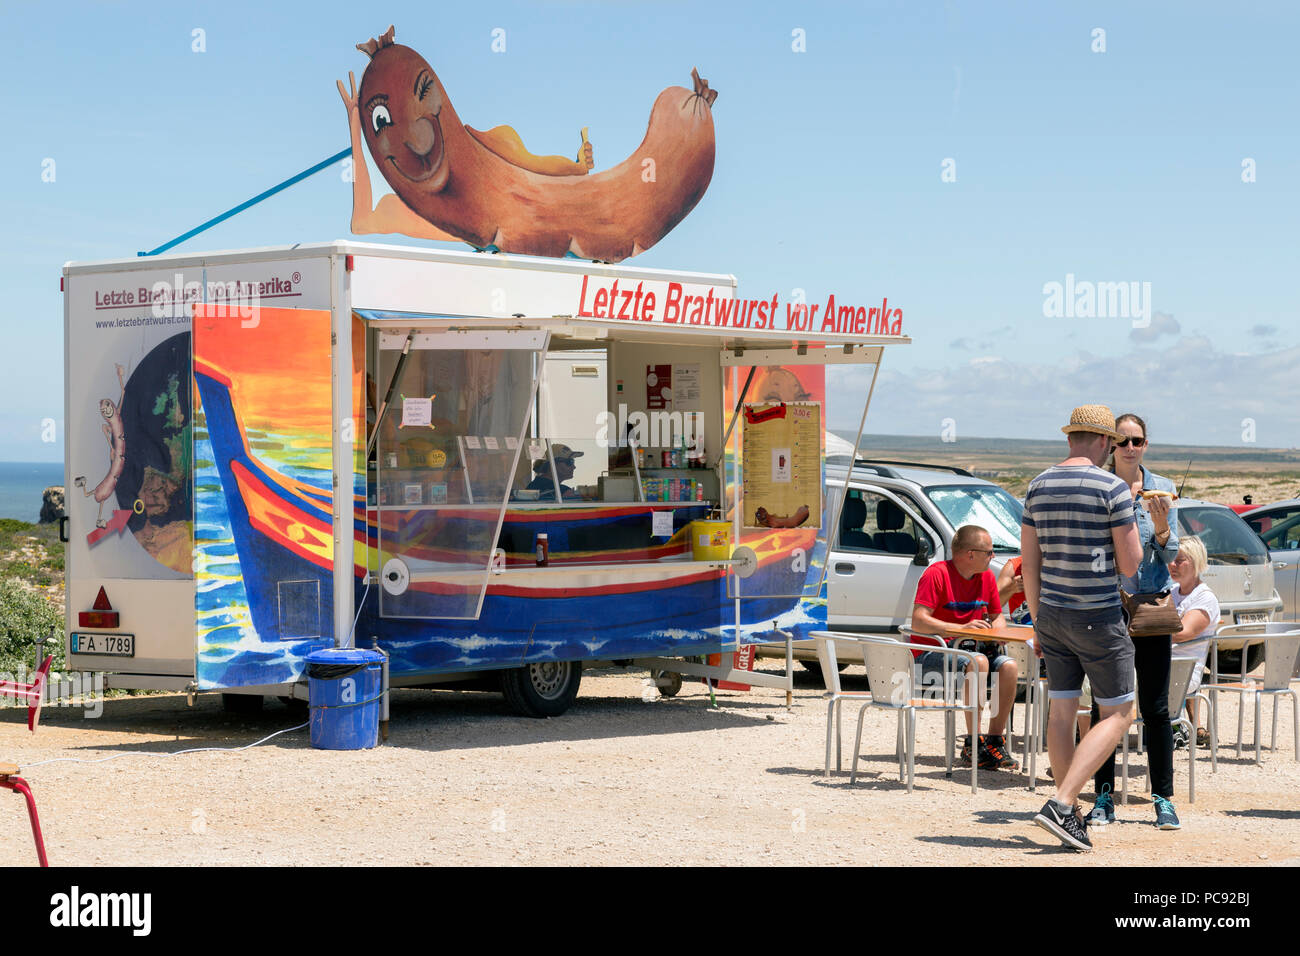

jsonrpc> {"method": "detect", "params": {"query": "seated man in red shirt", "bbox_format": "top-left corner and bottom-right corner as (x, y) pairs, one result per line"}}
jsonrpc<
(912, 524), (1021, 771)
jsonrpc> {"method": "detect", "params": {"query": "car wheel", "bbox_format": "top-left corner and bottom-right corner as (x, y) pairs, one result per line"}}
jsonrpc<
(500, 661), (582, 718)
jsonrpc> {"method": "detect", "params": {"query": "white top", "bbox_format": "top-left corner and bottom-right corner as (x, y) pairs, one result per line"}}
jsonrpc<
(1171, 581), (1219, 663)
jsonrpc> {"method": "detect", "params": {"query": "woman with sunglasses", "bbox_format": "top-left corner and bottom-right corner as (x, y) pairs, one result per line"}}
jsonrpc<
(1086, 413), (1183, 830)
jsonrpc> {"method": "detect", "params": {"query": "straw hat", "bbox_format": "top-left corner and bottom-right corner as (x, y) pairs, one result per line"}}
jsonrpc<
(1061, 404), (1122, 439)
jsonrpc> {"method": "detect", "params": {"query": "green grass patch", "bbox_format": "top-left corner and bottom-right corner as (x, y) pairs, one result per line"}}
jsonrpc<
(0, 577), (64, 675)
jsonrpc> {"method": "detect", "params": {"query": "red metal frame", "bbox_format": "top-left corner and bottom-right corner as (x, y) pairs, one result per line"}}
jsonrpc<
(0, 775), (48, 866)
(0, 654), (52, 731)
(0, 654), (53, 864)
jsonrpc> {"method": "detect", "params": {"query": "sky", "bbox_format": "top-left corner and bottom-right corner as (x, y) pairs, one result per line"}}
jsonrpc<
(2, 0), (1297, 461)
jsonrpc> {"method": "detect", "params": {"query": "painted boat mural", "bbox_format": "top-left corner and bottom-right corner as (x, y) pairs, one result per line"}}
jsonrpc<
(192, 309), (829, 690)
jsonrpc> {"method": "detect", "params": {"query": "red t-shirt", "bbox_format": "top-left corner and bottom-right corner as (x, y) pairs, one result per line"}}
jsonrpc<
(914, 559), (1002, 629)
(1005, 556), (1025, 615)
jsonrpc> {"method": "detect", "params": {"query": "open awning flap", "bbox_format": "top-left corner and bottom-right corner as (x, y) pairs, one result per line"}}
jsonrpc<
(356, 309), (907, 357)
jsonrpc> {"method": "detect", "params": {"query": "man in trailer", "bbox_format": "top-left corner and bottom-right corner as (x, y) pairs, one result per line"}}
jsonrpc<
(526, 444), (587, 500)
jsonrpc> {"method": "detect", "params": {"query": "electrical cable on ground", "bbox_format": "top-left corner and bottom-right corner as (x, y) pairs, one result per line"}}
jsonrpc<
(20, 721), (308, 768)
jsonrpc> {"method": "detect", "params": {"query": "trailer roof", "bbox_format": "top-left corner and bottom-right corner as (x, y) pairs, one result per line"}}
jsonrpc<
(62, 240), (738, 286)
(65, 240), (909, 350)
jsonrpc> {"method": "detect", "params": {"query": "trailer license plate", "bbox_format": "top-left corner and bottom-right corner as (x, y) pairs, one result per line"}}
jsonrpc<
(1235, 612), (1268, 625)
(72, 633), (134, 657)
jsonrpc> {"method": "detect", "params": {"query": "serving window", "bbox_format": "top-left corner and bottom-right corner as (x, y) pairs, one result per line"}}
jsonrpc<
(371, 329), (546, 619)
(520, 341), (722, 507)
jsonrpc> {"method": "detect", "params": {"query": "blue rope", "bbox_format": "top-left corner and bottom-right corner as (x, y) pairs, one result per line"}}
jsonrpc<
(137, 147), (351, 257)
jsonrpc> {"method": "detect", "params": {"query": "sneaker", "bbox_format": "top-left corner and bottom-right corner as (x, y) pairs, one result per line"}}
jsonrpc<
(1172, 726), (1189, 750)
(1196, 727), (1211, 748)
(1034, 799), (1093, 851)
(1154, 795), (1181, 830)
(982, 734), (1020, 771)
(960, 735), (981, 766)
(1087, 786), (1115, 826)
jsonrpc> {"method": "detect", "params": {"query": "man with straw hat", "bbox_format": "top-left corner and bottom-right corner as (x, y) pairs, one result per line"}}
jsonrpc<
(1021, 405), (1142, 851)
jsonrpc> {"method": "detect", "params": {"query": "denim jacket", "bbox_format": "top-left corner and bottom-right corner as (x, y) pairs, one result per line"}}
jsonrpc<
(1117, 465), (1180, 594)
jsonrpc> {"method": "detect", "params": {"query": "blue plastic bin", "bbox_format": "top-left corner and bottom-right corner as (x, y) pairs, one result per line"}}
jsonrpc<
(305, 648), (384, 750)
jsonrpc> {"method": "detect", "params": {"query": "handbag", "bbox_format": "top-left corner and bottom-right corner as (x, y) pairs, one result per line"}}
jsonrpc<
(1120, 589), (1183, 637)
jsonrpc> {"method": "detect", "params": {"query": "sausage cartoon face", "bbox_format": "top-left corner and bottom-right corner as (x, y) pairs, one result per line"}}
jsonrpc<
(344, 25), (718, 262)
(357, 41), (451, 194)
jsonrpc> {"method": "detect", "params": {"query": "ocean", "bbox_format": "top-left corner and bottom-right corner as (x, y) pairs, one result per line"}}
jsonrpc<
(0, 461), (64, 523)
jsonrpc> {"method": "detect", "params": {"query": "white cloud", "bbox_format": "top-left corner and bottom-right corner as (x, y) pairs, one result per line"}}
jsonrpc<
(828, 336), (1300, 446)
(1130, 311), (1180, 343)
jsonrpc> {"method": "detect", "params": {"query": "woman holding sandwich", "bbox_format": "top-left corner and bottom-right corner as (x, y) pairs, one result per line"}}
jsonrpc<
(1086, 413), (1184, 830)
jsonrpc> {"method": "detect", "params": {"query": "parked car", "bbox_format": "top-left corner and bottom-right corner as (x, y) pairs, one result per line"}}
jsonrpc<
(757, 458), (1024, 673)
(1241, 499), (1300, 625)
(1228, 494), (1260, 515)
(1173, 499), (1280, 673)
(760, 460), (1281, 677)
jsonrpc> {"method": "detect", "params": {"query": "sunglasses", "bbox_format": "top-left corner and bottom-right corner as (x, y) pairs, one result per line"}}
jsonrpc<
(555, 457), (575, 466)
(1114, 436), (1147, 448)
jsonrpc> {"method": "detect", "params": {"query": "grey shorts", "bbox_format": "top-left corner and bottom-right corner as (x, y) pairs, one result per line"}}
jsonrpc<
(1034, 602), (1135, 707)
(919, 641), (1013, 680)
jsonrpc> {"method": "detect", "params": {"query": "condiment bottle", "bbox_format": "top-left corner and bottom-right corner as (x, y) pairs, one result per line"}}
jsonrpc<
(536, 533), (549, 567)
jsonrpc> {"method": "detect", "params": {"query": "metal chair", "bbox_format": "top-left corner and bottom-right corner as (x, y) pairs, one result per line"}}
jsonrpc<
(999, 632), (1048, 787)
(833, 633), (979, 793)
(1119, 656), (1203, 804)
(810, 631), (874, 777)
(1203, 624), (1300, 764)
(900, 626), (959, 763)
(0, 654), (52, 732)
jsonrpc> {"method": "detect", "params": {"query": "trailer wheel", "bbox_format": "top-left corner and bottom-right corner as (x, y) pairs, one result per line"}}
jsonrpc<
(221, 693), (264, 714)
(653, 670), (683, 698)
(500, 661), (582, 718)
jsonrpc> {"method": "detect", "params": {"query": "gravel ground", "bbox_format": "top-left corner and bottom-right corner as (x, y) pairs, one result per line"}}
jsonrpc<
(1, 663), (1296, 867)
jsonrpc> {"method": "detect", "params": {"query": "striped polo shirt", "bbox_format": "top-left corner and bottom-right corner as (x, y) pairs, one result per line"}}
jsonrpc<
(1022, 464), (1136, 609)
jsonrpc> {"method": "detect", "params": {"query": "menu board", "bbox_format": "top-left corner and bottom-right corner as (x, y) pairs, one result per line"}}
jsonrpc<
(741, 402), (821, 530)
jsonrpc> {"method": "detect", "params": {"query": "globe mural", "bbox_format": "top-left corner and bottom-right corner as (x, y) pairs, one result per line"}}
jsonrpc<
(115, 332), (192, 573)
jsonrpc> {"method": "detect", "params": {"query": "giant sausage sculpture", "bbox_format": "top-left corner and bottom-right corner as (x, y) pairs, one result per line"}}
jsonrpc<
(339, 25), (717, 262)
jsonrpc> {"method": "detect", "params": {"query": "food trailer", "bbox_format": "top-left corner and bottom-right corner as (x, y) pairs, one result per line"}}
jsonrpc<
(61, 241), (907, 717)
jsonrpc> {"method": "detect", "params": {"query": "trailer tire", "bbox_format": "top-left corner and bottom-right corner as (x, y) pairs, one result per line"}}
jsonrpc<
(500, 661), (582, 718)
(221, 693), (264, 714)
(653, 670), (683, 698)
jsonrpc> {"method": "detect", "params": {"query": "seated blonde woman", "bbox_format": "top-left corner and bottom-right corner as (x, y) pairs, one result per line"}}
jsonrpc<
(1168, 534), (1219, 746)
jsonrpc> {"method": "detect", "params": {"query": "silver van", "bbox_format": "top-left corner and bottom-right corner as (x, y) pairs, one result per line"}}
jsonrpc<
(1176, 499), (1282, 673)
(759, 458), (1024, 674)
(759, 462), (1279, 677)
